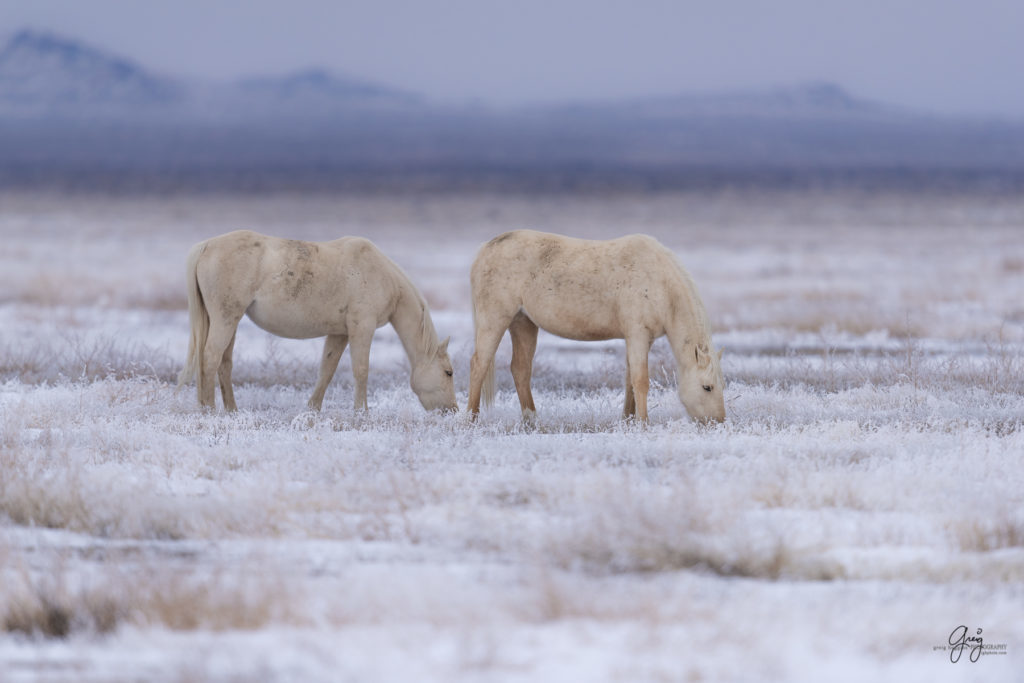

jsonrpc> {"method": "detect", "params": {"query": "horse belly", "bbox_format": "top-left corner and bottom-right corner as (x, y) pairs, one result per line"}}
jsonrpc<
(522, 303), (621, 341)
(245, 300), (342, 340)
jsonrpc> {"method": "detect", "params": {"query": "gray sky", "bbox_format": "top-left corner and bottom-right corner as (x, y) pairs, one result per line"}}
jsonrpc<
(2, 0), (1023, 116)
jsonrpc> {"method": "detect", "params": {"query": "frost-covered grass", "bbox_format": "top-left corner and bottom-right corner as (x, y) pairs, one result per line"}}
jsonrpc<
(1, 190), (1023, 681)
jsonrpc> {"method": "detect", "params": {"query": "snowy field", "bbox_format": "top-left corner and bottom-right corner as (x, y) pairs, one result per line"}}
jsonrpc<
(1, 189), (1023, 681)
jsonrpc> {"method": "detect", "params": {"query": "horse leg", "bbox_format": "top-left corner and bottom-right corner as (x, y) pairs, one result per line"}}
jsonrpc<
(348, 326), (374, 411)
(218, 331), (238, 411)
(201, 317), (241, 409)
(468, 319), (509, 417)
(624, 330), (652, 423)
(509, 313), (539, 420)
(308, 334), (348, 411)
(623, 363), (636, 418)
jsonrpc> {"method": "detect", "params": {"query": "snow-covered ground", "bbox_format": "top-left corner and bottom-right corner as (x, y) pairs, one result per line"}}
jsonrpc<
(1, 190), (1022, 681)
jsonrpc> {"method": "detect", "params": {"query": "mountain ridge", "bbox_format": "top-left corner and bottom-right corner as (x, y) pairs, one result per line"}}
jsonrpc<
(0, 29), (184, 110)
(0, 28), (901, 120)
(0, 29), (420, 117)
(1, 28), (1023, 184)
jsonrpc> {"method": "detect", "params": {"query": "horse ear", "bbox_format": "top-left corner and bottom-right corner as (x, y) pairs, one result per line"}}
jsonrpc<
(717, 348), (723, 362)
(694, 345), (710, 368)
(439, 336), (451, 353)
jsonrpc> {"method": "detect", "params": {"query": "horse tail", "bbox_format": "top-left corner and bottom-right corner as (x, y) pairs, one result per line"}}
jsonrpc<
(471, 291), (497, 408)
(177, 242), (209, 390)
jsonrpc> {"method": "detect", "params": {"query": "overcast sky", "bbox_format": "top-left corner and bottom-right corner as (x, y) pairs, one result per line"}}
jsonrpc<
(2, 0), (1023, 116)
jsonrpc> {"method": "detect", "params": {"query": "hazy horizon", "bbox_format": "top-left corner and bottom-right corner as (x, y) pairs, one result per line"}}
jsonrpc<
(2, 1), (1024, 117)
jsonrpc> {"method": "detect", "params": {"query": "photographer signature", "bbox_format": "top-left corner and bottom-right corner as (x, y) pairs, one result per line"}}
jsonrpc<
(948, 625), (983, 663)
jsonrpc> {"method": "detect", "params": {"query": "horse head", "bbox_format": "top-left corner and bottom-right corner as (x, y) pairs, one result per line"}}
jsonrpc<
(678, 343), (725, 424)
(410, 336), (458, 412)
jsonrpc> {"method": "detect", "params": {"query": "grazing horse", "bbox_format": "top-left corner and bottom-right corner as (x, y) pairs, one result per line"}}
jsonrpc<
(468, 230), (724, 423)
(177, 230), (457, 412)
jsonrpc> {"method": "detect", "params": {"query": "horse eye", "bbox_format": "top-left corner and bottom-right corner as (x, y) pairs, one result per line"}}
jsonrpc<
(702, 385), (713, 392)
(445, 370), (453, 377)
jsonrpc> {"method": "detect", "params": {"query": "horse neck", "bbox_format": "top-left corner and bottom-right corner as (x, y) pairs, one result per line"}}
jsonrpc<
(389, 275), (437, 370)
(664, 279), (712, 371)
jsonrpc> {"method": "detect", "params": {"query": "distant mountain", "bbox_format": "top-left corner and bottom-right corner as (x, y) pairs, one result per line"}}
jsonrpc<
(1, 28), (1023, 191)
(0, 29), (890, 123)
(0, 30), (420, 118)
(237, 68), (418, 103)
(583, 82), (891, 120)
(216, 68), (422, 120)
(0, 29), (183, 112)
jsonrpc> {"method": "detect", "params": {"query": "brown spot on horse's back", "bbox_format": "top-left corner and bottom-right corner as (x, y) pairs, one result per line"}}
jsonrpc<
(253, 241), (261, 247)
(284, 239), (314, 262)
(538, 240), (563, 267)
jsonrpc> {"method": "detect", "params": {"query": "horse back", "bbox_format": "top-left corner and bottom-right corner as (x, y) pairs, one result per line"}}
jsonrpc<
(196, 231), (399, 339)
(472, 230), (685, 340)
(475, 230), (679, 291)
(199, 231), (392, 290)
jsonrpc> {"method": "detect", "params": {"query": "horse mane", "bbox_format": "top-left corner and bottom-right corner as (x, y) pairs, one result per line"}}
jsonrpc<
(389, 256), (442, 358)
(416, 294), (442, 357)
(669, 252), (714, 350)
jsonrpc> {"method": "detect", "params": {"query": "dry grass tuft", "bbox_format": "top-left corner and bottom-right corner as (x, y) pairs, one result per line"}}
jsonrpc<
(0, 449), (289, 540)
(539, 478), (843, 581)
(3, 590), (122, 638)
(951, 513), (1024, 552)
(0, 333), (180, 384)
(1, 566), (298, 639)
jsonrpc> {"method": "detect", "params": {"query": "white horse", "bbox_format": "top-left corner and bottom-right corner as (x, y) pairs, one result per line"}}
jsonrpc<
(177, 230), (457, 412)
(468, 230), (725, 423)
